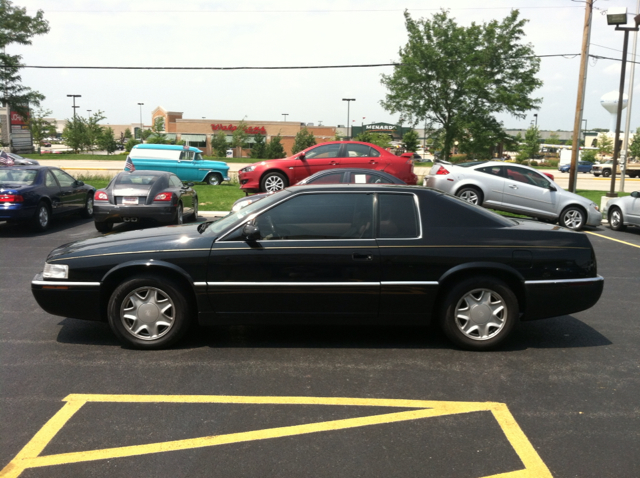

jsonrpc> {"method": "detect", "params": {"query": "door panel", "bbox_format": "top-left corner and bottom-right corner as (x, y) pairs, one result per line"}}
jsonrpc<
(292, 144), (342, 182)
(502, 166), (557, 217)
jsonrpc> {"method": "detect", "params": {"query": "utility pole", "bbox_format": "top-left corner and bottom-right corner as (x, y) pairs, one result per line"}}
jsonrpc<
(568, 0), (593, 193)
(621, 0), (640, 193)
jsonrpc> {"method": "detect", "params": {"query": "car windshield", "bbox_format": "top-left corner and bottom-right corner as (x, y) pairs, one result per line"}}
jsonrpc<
(201, 189), (290, 236)
(0, 169), (37, 185)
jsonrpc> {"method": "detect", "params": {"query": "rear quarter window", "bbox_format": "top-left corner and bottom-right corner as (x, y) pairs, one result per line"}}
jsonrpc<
(421, 192), (515, 228)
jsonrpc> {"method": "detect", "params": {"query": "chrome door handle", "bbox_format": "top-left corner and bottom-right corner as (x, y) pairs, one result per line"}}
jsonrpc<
(352, 253), (373, 261)
(508, 185), (518, 189)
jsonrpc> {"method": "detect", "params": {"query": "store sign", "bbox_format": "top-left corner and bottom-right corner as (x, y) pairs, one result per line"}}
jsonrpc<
(365, 123), (395, 132)
(211, 124), (266, 134)
(10, 111), (28, 126)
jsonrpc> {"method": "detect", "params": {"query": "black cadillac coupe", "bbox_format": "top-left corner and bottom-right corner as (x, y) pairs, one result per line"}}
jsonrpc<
(31, 184), (604, 350)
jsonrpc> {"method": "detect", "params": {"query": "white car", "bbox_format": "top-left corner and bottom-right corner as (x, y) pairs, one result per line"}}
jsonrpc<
(604, 191), (640, 231)
(425, 160), (602, 230)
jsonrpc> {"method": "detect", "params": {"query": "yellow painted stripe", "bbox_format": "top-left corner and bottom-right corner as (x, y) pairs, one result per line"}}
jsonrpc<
(586, 231), (640, 249)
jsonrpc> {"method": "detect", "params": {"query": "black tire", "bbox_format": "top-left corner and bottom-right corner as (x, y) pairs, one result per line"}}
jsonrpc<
(187, 197), (199, 222)
(455, 186), (484, 206)
(80, 194), (94, 218)
(31, 201), (51, 232)
(173, 204), (184, 225)
(107, 275), (193, 349)
(95, 221), (113, 233)
(608, 206), (626, 231)
(602, 169), (611, 178)
(440, 276), (518, 351)
(206, 173), (222, 186)
(559, 206), (586, 231)
(260, 172), (288, 192)
(593, 173), (601, 177)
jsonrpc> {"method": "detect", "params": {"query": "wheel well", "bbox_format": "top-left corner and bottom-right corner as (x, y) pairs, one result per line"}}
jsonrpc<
(100, 265), (198, 322)
(433, 268), (526, 320)
(454, 184), (482, 195)
(260, 169), (287, 181)
(561, 203), (587, 217)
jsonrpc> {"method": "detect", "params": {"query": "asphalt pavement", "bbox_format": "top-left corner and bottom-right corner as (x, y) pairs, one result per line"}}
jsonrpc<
(0, 217), (639, 477)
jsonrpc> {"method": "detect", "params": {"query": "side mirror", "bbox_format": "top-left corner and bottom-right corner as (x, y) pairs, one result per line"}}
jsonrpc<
(549, 185), (557, 191)
(75, 180), (85, 186)
(242, 223), (260, 241)
(631, 191), (640, 198)
(187, 182), (195, 187)
(297, 152), (306, 160)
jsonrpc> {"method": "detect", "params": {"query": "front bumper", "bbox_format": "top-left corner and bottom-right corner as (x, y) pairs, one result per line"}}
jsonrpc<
(94, 203), (177, 223)
(238, 171), (261, 192)
(522, 275), (604, 320)
(586, 207), (603, 227)
(31, 273), (103, 321)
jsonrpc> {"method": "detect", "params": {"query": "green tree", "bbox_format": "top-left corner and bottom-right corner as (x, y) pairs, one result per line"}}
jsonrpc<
(62, 117), (87, 153)
(381, 9), (541, 161)
(581, 149), (597, 163)
(125, 137), (139, 152)
(265, 134), (286, 159)
(402, 130), (420, 152)
(96, 126), (117, 154)
(0, 1), (50, 118)
(516, 126), (540, 163)
(124, 128), (133, 140)
(250, 134), (267, 159)
(27, 108), (56, 154)
(457, 116), (513, 160)
(210, 130), (229, 157)
(146, 117), (168, 144)
(292, 127), (317, 154)
(546, 132), (561, 145)
(231, 119), (249, 157)
(628, 127), (640, 160)
(353, 131), (392, 149)
(596, 133), (613, 159)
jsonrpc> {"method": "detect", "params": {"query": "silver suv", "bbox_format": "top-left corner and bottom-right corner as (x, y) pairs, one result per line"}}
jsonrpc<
(425, 161), (601, 230)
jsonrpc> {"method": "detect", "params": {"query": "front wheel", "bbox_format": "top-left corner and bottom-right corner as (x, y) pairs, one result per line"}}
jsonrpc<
(608, 207), (626, 231)
(559, 206), (586, 230)
(602, 169), (611, 178)
(440, 276), (518, 351)
(80, 194), (94, 218)
(107, 275), (193, 349)
(455, 187), (483, 206)
(260, 172), (288, 192)
(206, 173), (222, 186)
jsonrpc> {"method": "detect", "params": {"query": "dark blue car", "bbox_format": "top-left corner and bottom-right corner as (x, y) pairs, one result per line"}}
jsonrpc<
(558, 161), (593, 173)
(0, 166), (95, 231)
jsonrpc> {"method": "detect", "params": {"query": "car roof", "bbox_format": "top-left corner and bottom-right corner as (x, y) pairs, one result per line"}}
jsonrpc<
(285, 183), (430, 194)
(118, 170), (172, 177)
(132, 144), (202, 153)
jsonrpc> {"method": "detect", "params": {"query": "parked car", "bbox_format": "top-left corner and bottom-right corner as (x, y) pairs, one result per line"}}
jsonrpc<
(129, 144), (230, 186)
(0, 166), (95, 231)
(558, 161), (593, 173)
(604, 190), (640, 231)
(231, 168), (406, 212)
(238, 141), (418, 193)
(93, 170), (198, 233)
(3, 153), (40, 166)
(32, 184), (603, 351)
(425, 161), (601, 230)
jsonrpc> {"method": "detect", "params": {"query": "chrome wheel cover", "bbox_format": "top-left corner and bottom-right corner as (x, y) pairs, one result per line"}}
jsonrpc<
(458, 189), (480, 205)
(454, 288), (507, 341)
(264, 175), (285, 191)
(86, 196), (94, 215)
(563, 209), (584, 229)
(177, 205), (183, 224)
(120, 287), (175, 340)
(38, 206), (49, 228)
(610, 209), (622, 228)
(208, 175), (220, 185)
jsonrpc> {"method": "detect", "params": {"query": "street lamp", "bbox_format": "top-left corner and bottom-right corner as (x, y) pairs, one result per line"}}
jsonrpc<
(605, 7), (640, 198)
(582, 118), (588, 143)
(533, 113), (538, 129)
(87, 109), (92, 117)
(342, 98), (355, 139)
(137, 102), (144, 140)
(67, 94), (81, 118)
(282, 114), (288, 122)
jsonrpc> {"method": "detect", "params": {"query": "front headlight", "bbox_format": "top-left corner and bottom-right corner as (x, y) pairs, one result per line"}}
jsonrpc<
(43, 263), (69, 279)
(591, 202), (599, 211)
(240, 166), (256, 173)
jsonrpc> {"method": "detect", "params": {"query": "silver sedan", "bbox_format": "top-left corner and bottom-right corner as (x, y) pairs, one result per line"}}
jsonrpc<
(425, 161), (601, 230)
(604, 191), (640, 231)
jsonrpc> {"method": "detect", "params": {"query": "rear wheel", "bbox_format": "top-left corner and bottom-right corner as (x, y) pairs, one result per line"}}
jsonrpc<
(95, 221), (113, 233)
(440, 276), (518, 351)
(31, 201), (51, 232)
(608, 207), (626, 231)
(173, 204), (184, 225)
(559, 206), (586, 230)
(206, 173), (222, 186)
(188, 197), (199, 222)
(260, 172), (288, 192)
(455, 187), (484, 206)
(107, 275), (193, 349)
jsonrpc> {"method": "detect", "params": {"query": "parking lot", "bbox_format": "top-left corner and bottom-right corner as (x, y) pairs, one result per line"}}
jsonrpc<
(1, 216), (639, 478)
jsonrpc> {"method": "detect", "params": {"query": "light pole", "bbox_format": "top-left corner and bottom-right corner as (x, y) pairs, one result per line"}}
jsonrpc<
(342, 98), (355, 139)
(582, 118), (588, 143)
(534, 113), (538, 129)
(605, 8), (640, 197)
(86, 109), (92, 117)
(137, 102), (144, 141)
(282, 114), (288, 122)
(67, 94), (81, 118)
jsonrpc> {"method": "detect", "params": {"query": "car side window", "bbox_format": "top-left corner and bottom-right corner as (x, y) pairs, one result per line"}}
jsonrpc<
(252, 193), (374, 240)
(195, 153), (203, 161)
(45, 171), (58, 188)
(377, 193), (420, 238)
(305, 144), (341, 159)
(369, 147), (381, 157)
(477, 166), (503, 177)
(505, 166), (549, 188)
(51, 169), (76, 187)
(308, 172), (344, 184)
(350, 173), (390, 184)
(344, 144), (372, 157)
(169, 176), (183, 188)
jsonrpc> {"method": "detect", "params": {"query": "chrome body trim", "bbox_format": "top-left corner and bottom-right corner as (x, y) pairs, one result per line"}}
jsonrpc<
(32, 280), (101, 287)
(207, 282), (380, 287)
(524, 275), (604, 285)
(381, 281), (439, 286)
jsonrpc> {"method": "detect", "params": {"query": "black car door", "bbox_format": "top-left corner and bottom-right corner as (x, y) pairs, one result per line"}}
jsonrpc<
(42, 170), (65, 214)
(50, 169), (85, 212)
(207, 191), (380, 323)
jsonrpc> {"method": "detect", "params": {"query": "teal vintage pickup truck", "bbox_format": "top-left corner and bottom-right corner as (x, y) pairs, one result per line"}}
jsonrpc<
(129, 144), (230, 185)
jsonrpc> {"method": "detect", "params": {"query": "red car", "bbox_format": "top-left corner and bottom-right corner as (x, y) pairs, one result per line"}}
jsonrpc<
(238, 141), (419, 192)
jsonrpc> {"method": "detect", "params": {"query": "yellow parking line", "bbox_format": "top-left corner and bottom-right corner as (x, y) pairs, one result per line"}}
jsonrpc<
(586, 231), (640, 249)
(1, 394), (552, 478)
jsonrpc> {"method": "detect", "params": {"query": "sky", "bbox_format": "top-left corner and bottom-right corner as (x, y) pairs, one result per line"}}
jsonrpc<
(9, 0), (640, 132)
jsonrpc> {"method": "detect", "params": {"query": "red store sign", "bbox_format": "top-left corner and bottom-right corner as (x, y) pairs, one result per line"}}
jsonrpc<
(10, 111), (28, 125)
(211, 124), (266, 135)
